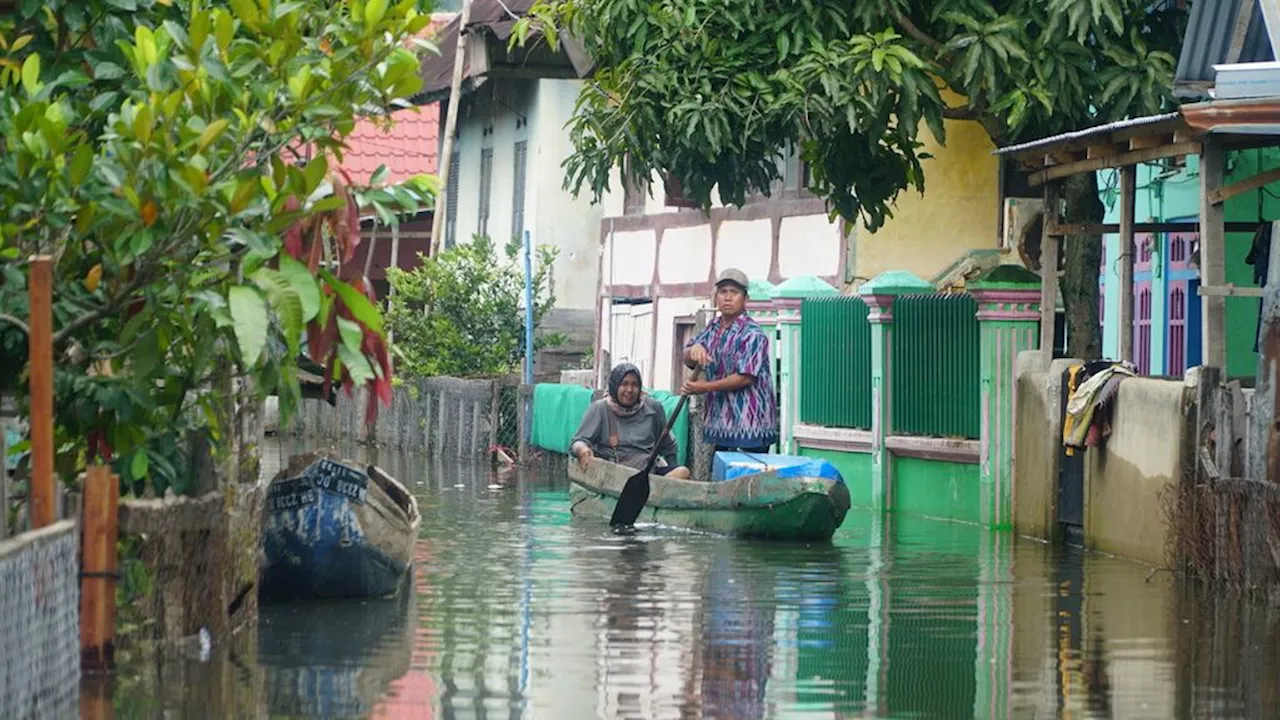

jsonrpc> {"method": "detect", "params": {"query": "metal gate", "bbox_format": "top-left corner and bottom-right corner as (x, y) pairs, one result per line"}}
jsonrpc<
(1057, 365), (1085, 544)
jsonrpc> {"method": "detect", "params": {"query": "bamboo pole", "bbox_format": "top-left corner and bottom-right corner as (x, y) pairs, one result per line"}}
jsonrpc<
(429, 0), (474, 257)
(80, 464), (119, 671)
(28, 255), (54, 528)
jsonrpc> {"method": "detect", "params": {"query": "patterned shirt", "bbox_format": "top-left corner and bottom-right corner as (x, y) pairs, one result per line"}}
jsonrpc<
(686, 314), (778, 449)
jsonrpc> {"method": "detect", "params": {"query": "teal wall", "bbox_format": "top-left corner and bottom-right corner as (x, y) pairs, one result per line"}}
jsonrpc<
(892, 456), (981, 524)
(1100, 148), (1280, 378)
(798, 447), (980, 523)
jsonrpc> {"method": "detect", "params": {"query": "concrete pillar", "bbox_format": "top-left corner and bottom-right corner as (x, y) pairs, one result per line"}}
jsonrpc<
(772, 274), (837, 455)
(858, 271), (933, 510)
(970, 266), (1042, 528)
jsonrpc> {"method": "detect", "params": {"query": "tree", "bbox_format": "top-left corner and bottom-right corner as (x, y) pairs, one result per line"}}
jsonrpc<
(386, 235), (562, 378)
(514, 0), (1185, 357)
(0, 0), (438, 494)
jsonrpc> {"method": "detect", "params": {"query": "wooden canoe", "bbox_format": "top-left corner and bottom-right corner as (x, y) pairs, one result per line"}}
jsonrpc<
(568, 458), (851, 542)
(261, 452), (421, 600)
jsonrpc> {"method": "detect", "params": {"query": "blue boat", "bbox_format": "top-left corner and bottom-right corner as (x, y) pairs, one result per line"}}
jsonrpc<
(261, 453), (420, 600)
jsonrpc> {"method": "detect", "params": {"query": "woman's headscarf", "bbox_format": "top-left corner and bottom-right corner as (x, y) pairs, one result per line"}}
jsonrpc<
(606, 363), (644, 416)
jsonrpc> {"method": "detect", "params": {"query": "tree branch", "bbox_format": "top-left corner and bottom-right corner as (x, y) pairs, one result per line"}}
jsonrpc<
(941, 105), (976, 120)
(0, 313), (30, 335)
(891, 8), (942, 51)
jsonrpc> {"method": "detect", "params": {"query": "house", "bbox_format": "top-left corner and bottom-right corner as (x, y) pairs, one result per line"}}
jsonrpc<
(593, 108), (1006, 392)
(417, 1), (598, 376)
(1096, 0), (1279, 379)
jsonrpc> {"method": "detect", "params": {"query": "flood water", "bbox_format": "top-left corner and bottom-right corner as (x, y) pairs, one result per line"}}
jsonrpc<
(97, 438), (1280, 719)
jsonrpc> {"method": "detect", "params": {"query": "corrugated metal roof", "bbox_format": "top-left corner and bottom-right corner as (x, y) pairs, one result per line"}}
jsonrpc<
(1175, 0), (1274, 96)
(993, 112), (1182, 157)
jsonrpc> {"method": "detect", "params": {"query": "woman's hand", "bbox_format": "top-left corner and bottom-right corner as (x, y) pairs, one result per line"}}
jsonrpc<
(577, 447), (594, 470)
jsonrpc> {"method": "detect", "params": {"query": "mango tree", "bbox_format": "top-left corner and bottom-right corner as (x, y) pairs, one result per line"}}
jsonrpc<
(0, 0), (437, 494)
(514, 0), (1185, 357)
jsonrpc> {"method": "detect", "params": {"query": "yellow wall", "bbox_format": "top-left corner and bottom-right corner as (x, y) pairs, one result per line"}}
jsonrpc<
(853, 118), (1000, 284)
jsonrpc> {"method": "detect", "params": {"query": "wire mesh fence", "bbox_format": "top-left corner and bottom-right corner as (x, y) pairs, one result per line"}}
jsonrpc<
(0, 519), (79, 719)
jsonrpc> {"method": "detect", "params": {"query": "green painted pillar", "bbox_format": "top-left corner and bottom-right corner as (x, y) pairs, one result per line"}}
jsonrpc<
(969, 265), (1041, 528)
(859, 271), (934, 510)
(774, 275), (837, 454)
(973, 529), (1013, 719)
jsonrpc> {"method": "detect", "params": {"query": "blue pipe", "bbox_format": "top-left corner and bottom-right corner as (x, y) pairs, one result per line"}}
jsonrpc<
(523, 229), (534, 386)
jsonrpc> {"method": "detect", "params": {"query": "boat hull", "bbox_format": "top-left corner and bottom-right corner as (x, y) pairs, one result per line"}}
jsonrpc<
(568, 460), (850, 542)
(262, 453), (420, 600)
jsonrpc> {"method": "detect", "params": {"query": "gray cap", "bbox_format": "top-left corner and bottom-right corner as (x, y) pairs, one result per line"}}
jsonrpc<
(715, 268), (749, 292)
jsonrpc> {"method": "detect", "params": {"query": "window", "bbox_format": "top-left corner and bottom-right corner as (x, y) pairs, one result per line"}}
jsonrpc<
(512, 140), (528, 242)
(477, 147), (494, 238)
(444, 149), (460, 249)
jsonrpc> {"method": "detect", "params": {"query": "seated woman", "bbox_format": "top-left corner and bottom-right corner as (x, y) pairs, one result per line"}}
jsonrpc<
(570, 363), (691, 479)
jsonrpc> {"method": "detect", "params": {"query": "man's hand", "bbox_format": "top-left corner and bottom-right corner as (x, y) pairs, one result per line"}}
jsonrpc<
(686, 343), (712, 368)
(681, 379), (708, 396)
(576, 447), (594, 471)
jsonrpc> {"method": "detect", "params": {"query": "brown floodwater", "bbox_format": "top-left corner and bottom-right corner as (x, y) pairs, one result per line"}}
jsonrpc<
(92, 437), (1280, 719)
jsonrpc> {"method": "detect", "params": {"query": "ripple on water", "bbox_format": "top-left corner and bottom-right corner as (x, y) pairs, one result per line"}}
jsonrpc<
(99, 439), (1280, 719)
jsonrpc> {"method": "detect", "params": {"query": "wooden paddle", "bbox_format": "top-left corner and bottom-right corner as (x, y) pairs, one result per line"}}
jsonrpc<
(609, 368), (701, 528)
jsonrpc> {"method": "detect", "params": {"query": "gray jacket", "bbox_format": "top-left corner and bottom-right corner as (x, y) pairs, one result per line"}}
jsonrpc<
(570, 397), (678, 470)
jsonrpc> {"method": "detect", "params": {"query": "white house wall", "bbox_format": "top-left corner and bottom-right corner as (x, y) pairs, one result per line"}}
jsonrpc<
(448, 79), (602, 313)
(597, 200), (847, 391)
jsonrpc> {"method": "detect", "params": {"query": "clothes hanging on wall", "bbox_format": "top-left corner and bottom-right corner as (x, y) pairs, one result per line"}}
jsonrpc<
(1062, 360), (1137, 453)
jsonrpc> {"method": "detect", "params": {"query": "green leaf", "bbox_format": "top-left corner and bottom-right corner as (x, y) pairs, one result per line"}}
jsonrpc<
(131, 448), (149, 480)
(68, 145), (94, 186)
(20, 53), (40, 97)
(320, 270), (383, 333)
(365, 0), (388, 28)
(228, 285), (268, 366)
(337, 316), (364, 351)
(337, 344), (376, 385)
(279, 254), (320, 322)
(198, 119), (229, 152)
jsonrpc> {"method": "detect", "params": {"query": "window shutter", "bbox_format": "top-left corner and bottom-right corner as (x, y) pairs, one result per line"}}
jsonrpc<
(477, 148), (494, 238)
(445, 150), (461, 249)
(511, 140), (528, 242)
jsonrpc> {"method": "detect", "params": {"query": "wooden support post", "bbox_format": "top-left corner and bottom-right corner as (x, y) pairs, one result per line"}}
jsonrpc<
(1039, 185), (1060, 363)
(429, 0), (474, 257)
(1200, 137), (1228, 371)
(28, 255), (55, 529)
(80, 464), (119, 671)
(1118, 166), (1137, 364)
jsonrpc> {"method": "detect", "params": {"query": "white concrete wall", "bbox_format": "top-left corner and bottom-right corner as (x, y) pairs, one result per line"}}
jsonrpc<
(599, 213), (844, 391)
(450, 78), (603, 312)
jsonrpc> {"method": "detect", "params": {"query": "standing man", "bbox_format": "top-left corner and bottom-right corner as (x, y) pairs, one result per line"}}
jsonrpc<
(681, 268), (778, 454)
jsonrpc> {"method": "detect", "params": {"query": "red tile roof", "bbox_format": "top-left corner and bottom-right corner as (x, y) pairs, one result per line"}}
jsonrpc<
(336, 104), (440, 185)
(334, 16), (451, 185)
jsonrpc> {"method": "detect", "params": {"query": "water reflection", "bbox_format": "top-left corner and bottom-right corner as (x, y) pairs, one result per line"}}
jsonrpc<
(258, 573), (414, 718)
(96, 439), (1279, 719)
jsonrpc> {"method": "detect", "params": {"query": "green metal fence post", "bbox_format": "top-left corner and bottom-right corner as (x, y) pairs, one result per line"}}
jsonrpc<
(775, 275), (838, 453)
(969, 265), (1041, 528)
(859, 271), (934, 510)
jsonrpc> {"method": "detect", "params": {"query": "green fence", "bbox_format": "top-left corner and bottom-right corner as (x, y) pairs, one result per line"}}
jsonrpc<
(891, 294), (980, 438)
(799, 297), (872, 429)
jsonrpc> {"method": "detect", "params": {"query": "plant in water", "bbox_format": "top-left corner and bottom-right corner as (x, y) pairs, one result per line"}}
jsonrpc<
(386, 235), (563, 378)
(0, 0), (439, 495)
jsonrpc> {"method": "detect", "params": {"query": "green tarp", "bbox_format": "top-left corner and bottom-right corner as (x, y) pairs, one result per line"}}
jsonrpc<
(529, 384), (690, 466)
